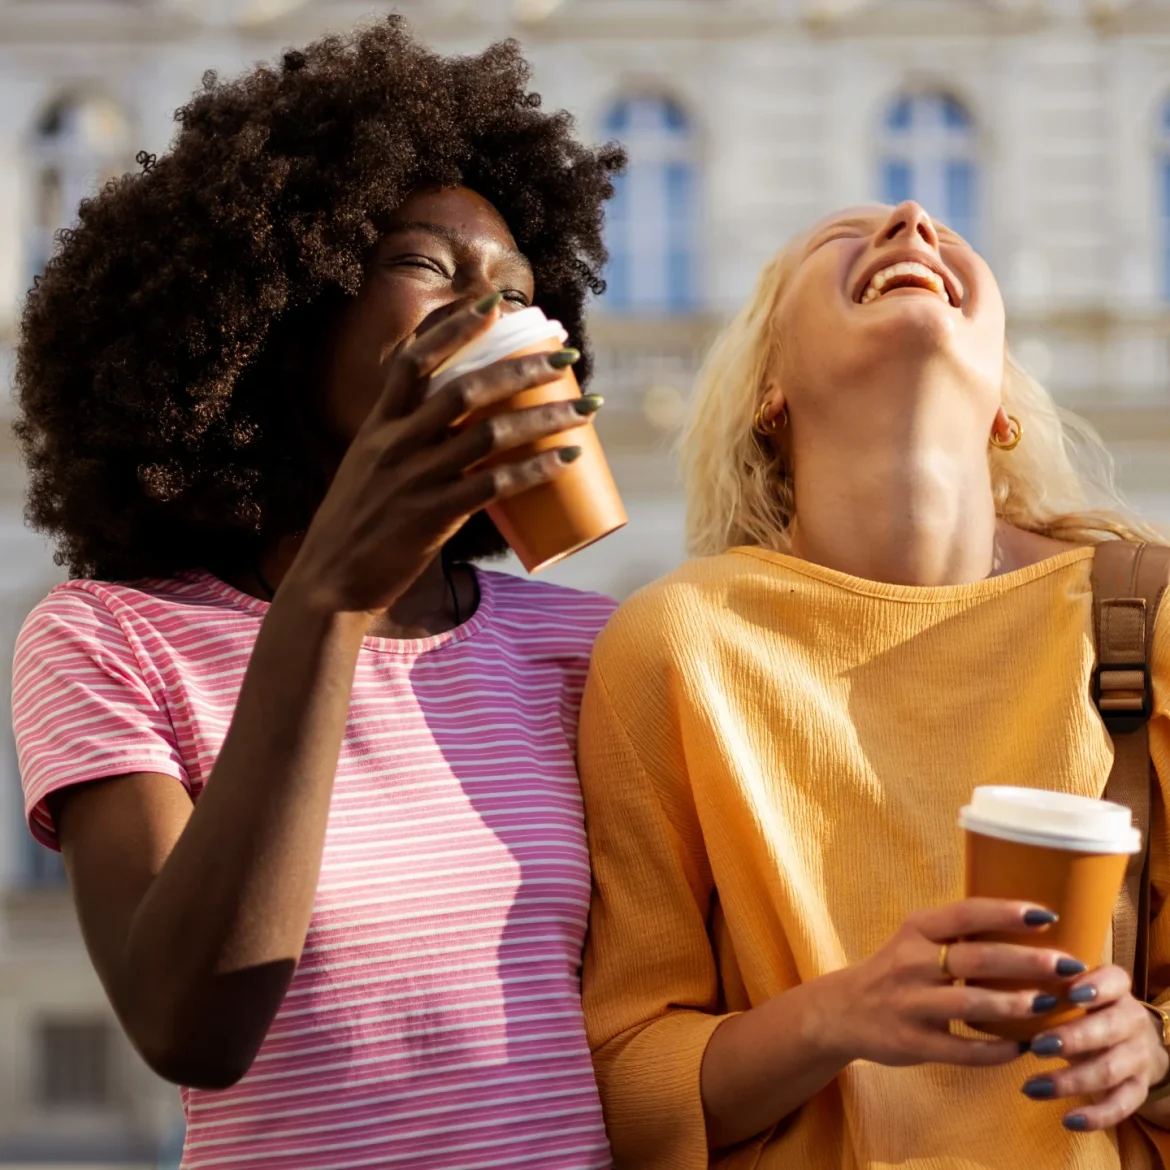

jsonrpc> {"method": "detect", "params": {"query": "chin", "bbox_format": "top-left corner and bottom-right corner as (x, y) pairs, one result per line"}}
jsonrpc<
(858, 297), (960, 352)
(444, 510), (509, 563)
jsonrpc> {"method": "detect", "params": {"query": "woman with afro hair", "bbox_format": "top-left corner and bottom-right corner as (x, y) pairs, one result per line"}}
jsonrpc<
(10, 18), (623, 1169)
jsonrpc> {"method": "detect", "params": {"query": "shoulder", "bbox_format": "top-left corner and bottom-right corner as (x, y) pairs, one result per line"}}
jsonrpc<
(592, 552), (751, 669)
(480, 569), (617, 646)
(17, 579), (135, 655)
(13, 573), (236, 690)
(17, 575), (195, 650)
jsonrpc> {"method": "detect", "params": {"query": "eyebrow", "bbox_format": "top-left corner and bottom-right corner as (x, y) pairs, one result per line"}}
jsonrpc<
(381, 220), (533, 271)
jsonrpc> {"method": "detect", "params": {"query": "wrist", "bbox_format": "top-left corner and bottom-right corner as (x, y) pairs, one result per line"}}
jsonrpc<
(801, 969), (858, 1067)
(265, 578), (371, 646)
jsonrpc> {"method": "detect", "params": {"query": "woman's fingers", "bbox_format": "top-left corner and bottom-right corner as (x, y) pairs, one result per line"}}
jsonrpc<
(910, 1028), (1021, 1068)
(434, 447), (579, 520)
(1028, 993), (1148, 1061)
(390, 349), (583, 457)
(913, 898), (1057, 942)
(920, 983), (1065, 1025)
(943, 941), (1086, 985)
(416, 394), (598, 483)
(1061, 964), (1131, 1010)
(374, 295), (503, 420)
(1022, 1036), (1147, 1104)
(1057, 1077), (1149, 1133)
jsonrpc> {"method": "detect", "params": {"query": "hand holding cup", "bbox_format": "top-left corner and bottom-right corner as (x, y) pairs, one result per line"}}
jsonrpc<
(814, 898), (1092, 1071)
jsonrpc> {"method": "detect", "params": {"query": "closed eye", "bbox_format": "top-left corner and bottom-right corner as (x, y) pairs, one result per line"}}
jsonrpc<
(386, 255), (450, 277)
(809, 224), (870, 252)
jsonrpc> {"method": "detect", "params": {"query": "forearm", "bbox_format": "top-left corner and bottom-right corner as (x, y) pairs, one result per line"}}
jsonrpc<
(701, 971), (851, 1150)
(120, 588), (367, 1072)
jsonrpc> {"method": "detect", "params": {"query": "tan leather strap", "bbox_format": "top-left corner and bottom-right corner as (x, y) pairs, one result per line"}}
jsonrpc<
(1093, 541), (1170, 1001)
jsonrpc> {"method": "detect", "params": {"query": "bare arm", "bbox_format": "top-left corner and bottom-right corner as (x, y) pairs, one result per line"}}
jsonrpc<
(54, 597), (366, 1088)
(49, 299), (591, 1088)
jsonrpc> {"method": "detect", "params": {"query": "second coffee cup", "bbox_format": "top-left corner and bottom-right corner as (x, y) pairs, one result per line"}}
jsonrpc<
(958, 785), (1141, 1040)
(430, 307), (627, 573)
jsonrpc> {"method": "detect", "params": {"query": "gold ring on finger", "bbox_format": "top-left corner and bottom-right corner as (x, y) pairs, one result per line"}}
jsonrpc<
(938, 942), (953, 980)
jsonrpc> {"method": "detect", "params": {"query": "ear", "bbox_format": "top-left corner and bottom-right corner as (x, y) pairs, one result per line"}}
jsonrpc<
(763, 381), (787, 421)
(991, 405), (1013, 443)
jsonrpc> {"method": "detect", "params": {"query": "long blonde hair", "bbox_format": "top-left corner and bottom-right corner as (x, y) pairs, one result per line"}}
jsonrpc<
(681, 241), (1160, 556)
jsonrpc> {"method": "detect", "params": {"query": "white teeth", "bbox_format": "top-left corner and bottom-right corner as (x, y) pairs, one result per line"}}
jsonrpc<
(859, 261), (951, 305)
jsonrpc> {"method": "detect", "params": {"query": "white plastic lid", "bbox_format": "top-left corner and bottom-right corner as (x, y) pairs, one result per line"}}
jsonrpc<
(958, 786), (1141, 854)
(429, 306), (568, 395)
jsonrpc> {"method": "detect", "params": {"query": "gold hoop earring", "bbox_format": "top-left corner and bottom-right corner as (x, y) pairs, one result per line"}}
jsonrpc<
(754, 401), (788, 436)
(989, 414), (1023, 452)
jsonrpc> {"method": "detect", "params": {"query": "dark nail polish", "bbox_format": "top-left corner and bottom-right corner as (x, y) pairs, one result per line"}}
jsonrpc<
(1068, 985), (1098, 1006)
(1032, 994), (1059, 1014)
(1063, 1113), (1088, 1131)
(1022, 1076), (1056, 1100)
(1056, 958), (1087, 978)
(1024, 909), (1059, 927)
(558, 446), (583, 464)
(1030, 1035), (1063, 1057)
(548, 348), (581, 369)
(572, 395), (604, 415)
(474, 292), (504, 314)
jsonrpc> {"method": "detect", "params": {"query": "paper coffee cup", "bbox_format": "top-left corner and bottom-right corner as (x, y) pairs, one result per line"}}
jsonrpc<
(431, 307), (627, 573)
(958, 786), (1141, 1040)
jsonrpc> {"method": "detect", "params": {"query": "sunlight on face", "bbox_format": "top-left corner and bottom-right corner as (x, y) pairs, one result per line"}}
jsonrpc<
(772, 201), (1006, 418)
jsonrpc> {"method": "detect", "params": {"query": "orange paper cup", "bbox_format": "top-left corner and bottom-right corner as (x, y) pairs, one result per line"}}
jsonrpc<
(959, 786), (1140, 1040)
(431, 308), (627, 573)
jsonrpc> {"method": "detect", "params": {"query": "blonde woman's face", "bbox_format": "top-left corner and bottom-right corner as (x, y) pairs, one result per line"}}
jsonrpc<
(772, 202), (1006, 414)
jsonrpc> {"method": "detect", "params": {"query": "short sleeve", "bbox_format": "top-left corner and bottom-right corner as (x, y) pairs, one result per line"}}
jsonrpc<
(12, 586), (190, 849)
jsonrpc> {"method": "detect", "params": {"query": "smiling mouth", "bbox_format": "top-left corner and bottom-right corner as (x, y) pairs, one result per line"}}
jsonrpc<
(858, 261), (956, 307)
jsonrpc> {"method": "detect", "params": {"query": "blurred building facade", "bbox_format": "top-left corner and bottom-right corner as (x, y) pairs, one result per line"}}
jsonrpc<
(1, 0), (1169, 1163)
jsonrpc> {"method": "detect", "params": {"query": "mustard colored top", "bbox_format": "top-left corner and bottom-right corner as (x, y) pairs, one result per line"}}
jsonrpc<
(579, 546), (1170, 1170)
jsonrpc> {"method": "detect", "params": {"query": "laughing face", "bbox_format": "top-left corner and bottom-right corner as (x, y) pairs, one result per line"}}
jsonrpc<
(770, 201), (1006, 425)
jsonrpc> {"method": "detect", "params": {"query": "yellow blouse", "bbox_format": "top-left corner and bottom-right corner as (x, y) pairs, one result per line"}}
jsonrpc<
(578, 546), (1170, 1169)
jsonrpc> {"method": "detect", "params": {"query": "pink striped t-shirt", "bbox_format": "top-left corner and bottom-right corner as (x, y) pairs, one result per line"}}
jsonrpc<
(12, 568), (616, 1170)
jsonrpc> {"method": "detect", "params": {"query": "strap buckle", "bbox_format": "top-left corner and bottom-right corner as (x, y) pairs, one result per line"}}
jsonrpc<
(1094, 660), (1152, 735)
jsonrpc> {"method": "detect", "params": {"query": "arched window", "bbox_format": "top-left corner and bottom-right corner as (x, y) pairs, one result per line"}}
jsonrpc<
(27, 94), (131, 284)
(878, 92), (979, 246)
(601, 95), (699, 315)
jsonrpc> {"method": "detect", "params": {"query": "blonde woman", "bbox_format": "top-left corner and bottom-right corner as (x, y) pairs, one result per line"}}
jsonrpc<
(577, 200), (1170, 1169)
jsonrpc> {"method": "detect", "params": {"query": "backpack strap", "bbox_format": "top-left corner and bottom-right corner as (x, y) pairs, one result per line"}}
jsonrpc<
(1092, 540), (1170, 1001)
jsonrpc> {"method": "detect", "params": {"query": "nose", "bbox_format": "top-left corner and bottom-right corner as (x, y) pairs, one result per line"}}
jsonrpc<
(878, 201), (939, 249)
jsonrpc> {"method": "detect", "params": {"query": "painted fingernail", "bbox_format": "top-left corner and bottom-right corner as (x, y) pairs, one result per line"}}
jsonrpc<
(548, 348), (581, 369)
(558, 446), (583, 464)
(572, 395), (604, 415)
(1063, 1113), (1088, 1131)
(1024, 909), (1059, 927)
(1030, 1035), (1063, 1057)
(474, 292), (504, 314)
(1068, 985), (1098, 1005)
(1056, 959), (1087, 977)
(1032, 994), (1059, 1014)
(1022, 1076), (1056, 1100)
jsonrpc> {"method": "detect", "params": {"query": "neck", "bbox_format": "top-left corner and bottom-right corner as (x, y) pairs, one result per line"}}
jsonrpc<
(787, 385), (1001, 587)
(236, 537), (474, 639)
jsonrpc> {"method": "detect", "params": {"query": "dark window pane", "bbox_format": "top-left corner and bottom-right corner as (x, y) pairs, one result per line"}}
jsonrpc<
(35, 1020), (113, 1108)
(886, 95), (913, 132)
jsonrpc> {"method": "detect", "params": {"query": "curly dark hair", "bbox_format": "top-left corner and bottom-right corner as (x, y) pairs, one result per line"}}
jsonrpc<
(14, 17), (624, 581)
